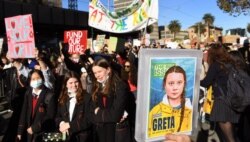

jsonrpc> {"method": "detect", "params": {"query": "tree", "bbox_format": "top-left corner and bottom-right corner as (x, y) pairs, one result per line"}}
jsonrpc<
(247, 23), (250, 34)
(217, 0), (250, 16)
(192, 22), (206, 34)
(202, 13), (215, 42)
(168, 20), (181, 40)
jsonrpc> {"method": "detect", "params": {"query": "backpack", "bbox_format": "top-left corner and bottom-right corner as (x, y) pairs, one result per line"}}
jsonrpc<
(218, 63), (250, 112)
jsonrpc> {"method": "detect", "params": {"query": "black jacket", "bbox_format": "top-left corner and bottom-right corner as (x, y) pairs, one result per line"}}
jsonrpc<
(200, 61), (228, 97)
(17, 86), (56, 142)
(55, 93), (92, 142)
(89, 80), (129, 142)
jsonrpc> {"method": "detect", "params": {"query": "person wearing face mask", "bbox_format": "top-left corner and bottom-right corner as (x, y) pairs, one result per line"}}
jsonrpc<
(90, 58), (132, 142)
(55, 71), (92, 142)
(17, 70), (56, 142)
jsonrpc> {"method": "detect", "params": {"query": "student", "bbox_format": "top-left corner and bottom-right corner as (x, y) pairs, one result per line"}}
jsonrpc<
(200, 44), (241, 142)
(17, 70), (55, 142)
(148, 65), (192, 138)
(89, 58), (129, 142)
(55, 71), (92, 142)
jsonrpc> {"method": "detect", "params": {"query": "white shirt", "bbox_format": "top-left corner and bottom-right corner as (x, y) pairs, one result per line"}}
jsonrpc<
(32, 89), (42, 98)
(69, 97), (76, 121)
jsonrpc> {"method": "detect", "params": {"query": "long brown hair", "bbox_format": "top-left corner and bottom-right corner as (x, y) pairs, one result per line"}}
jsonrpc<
(58, 71), (84, 105)
(207, 43), (233, 66)
(91, 58), (121, 102)
(163, 65), (186, 132)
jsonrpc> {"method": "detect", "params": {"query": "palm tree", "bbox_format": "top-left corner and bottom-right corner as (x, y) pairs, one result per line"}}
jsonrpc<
(192, 22), (206, 35)
(247, 23), (250, 34)
(202, 13), (215, 42)
(191, 22), (206, 42)
(168, 20), (181, 40)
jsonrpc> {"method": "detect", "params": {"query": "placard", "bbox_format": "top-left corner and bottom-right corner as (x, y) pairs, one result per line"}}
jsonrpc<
(64, 30), (87, 54)
(135, 49), (202, 142)
(5, 14), (35, 58)
(108, 36), (118, 53)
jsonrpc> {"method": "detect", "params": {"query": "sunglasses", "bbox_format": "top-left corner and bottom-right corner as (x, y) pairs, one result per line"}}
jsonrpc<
(125, 65), (130, 68)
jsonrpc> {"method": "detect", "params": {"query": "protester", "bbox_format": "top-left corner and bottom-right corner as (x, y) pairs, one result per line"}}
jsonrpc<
(1, 58), (28, 142)
(17, 70), (55, 142)
(229, 50), (250, 142)
(200, 43), (241, 142)
(89, 57), (130, 142)
(55, 71), (92, 141)
(121, 60), (138, 99)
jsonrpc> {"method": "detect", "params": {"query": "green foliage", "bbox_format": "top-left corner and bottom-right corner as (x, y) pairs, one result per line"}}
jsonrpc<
(147, 25), (154, 33)
(168, 20), (181, 40)
(192, 22), (206, 34)
(217, 0), (250, 16)
(247, 23), (250, 33)
(202, 13), (215, 26)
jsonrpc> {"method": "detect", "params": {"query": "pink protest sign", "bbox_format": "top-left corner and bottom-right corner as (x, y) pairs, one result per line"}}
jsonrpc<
(5, 14), (35, 58)
(64, 30), (88, 54)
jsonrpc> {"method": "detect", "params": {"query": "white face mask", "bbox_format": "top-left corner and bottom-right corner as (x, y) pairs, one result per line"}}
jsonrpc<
(68, 89), (77, 97)
(97, 75), (109, 84)
(30, 79), (43, 89)
(72, 58), (79, 63)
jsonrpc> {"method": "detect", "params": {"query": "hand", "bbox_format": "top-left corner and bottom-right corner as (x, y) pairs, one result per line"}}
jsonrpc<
(27, 127), (33, 135)
(17, 135), (21, 140)
(95, 107), (100, 115)
(164, 134), (191, 142)
(59, 122), (70, 133)
(119, 111), (128, 123)
(34, 65), (41, 70)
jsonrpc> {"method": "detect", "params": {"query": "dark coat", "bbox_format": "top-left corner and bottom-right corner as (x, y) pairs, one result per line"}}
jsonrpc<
(17, 86), (56, 142)
(55, 93), (92, 142)
(89, 80), (129, 142)
(200, 61), (228, 98)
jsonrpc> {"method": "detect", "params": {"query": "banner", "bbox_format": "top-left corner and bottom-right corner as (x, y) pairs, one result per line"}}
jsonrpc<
(64, 30), (87, 54)
(108, 36), (118, 53)
(88, 0), (158, 33)
(5, 14), (35, 58)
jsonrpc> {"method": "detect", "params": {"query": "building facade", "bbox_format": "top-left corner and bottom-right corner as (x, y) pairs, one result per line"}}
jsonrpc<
(158, 26), (189, 41)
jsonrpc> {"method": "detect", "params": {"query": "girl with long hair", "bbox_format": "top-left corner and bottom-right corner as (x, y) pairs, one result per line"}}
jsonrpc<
(90, 58), (129, 142)
(56, 71), (92, 141)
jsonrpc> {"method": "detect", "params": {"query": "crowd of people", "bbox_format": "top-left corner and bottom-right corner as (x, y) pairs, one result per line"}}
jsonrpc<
(0, 40), (250, 142)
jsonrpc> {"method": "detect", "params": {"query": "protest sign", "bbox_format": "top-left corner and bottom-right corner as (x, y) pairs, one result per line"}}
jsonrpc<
(5, 14), (35, 58)
(64, 30), (87, 54)
(95, 34), (106, 51)
(108, 36), (118, 53)
(135, 49), (202, 142)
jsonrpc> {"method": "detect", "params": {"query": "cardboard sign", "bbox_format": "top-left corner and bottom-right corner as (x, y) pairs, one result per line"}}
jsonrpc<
(133, 39), (141, 46)
(64, 30), (87, 54)
(5, 14), (35, 58)
(108, 37), (118, 53)
(95, 34), (106, 52)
